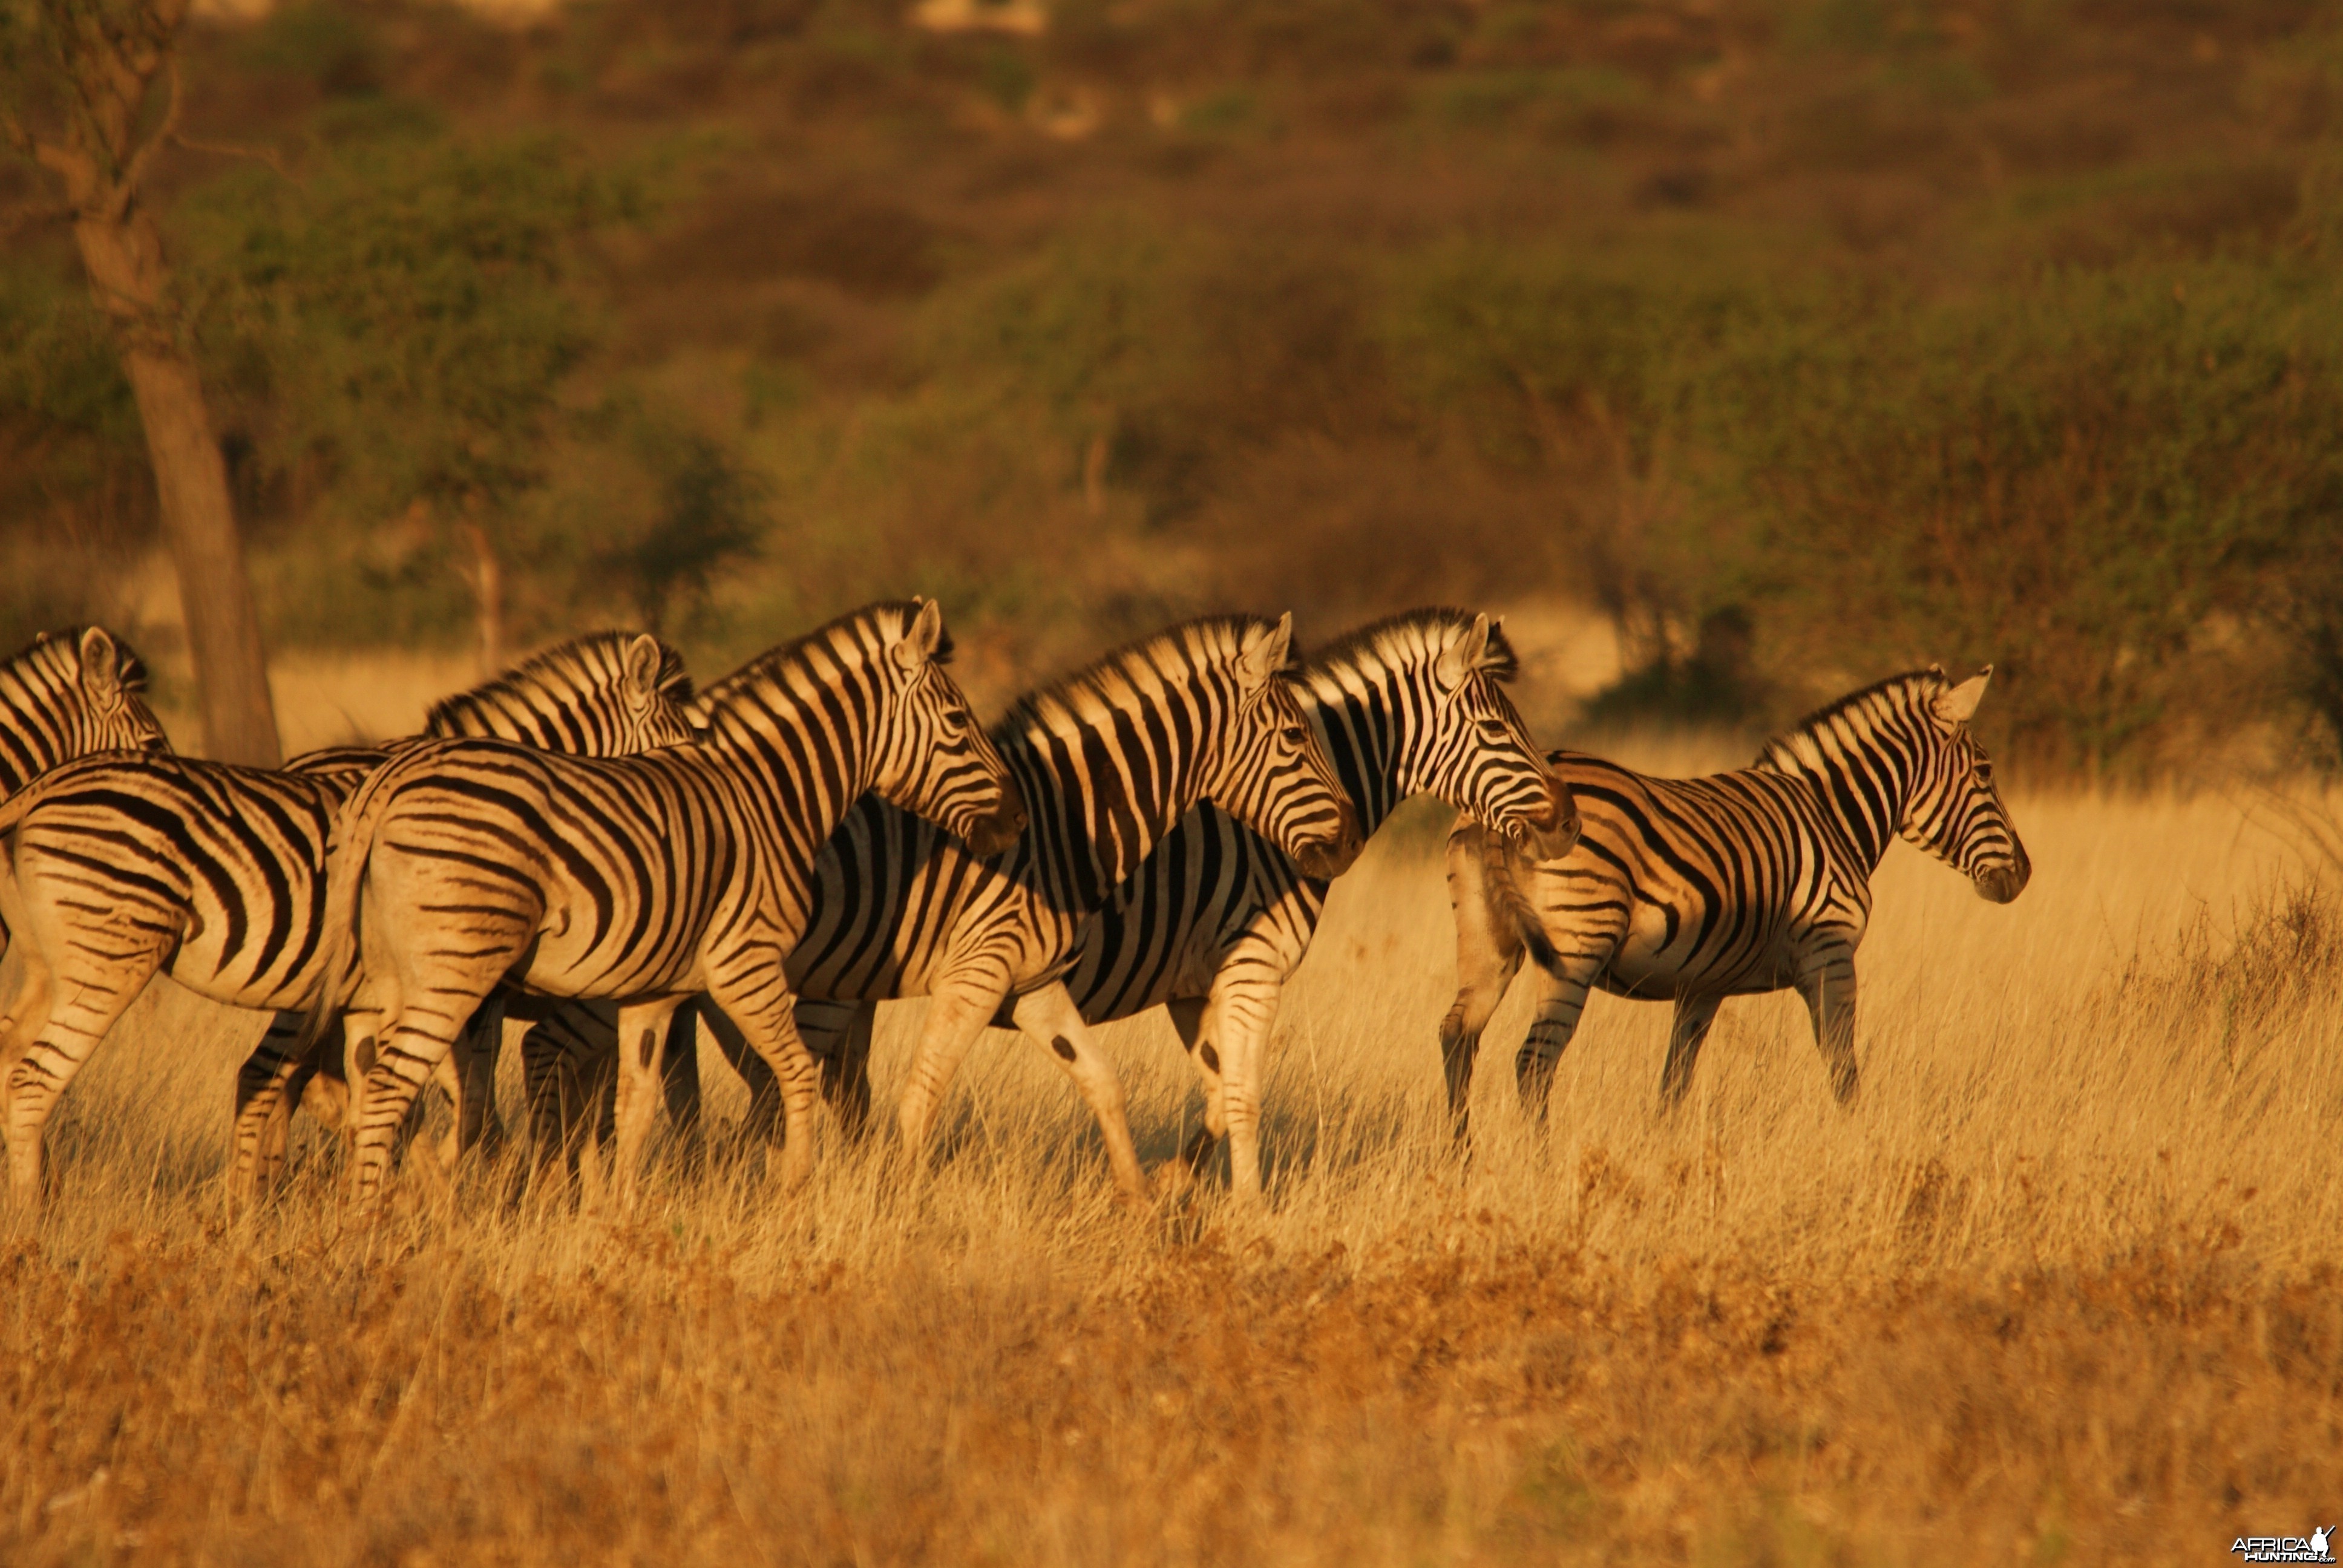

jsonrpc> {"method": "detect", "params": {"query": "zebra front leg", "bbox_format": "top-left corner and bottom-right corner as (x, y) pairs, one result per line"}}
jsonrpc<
(1189, 967), (1286, 1206)
(1009, 982), (1149, 1204)
(1658, 993), (1725, 1111)
(660, 1001), (704, 1170)
(606, 997), (689, 1208)
(1440, 817), (1524, 1145)
(1515, 956), (1604, 1125)
(787, 999), (865, 1141)
(1795, 956), (1861, 1105)
(445, 990), (511, 1165)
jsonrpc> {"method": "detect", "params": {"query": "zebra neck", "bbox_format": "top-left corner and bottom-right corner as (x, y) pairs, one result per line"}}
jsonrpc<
(999, 710), (1207, 910)
(1299, 676), (1404, 837)
(1764, 735), (1910, 872)
(0, 688), (70, 799)
(703, 694), (879, 859)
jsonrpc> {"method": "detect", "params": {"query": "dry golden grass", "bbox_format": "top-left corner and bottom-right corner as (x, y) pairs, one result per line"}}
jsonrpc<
(4, 783), (2339, 1566)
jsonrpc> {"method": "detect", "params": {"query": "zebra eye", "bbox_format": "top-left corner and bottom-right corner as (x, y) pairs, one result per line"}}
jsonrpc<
(1280, 725), (1307, 747)
(1975, 759), (1994, 783)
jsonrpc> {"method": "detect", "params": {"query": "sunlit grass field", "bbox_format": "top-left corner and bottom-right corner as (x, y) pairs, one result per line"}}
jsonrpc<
(4, 777), (2339, 1566)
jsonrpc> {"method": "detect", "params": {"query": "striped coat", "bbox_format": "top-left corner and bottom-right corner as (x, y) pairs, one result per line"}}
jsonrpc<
(308, 599), (1025, 1207)
(529, 613), (1368, 1202)
(784, 608), (1576, 1200)
(1438, 666), (2030, 1129)
(0, 633), (695, 1206)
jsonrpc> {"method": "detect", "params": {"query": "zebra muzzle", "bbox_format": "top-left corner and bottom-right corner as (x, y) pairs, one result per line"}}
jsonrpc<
(960, 781), (1029, 859)
(1293, 809), (1363, 880)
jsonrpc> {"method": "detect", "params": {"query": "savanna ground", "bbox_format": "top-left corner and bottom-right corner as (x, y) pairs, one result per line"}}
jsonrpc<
(4, 756), (2338, 1567)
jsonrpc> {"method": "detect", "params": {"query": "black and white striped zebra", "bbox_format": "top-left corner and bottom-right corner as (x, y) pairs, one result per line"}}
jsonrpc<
(307, 598), (1026, 1208)
(767, 609), (1577, 1202)
(228, 633), (706, 1187)
(1437, 665), (2031, 1130)
(0, 626), (166, 802)
(529, 612), (1366, 1203)
(0, 632), (695, 1206)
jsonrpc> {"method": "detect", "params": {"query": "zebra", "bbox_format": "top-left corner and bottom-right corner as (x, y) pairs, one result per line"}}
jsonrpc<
(228, 633), (706, 1186)
(750, 608), (1575, 1203)
(303, 598), (1027, 1209)
(0, 625), (167, 803)
(1436, 665), (2031, 1131)
(523, 612), (1367, 1204)
(0, 632), (696, 1207)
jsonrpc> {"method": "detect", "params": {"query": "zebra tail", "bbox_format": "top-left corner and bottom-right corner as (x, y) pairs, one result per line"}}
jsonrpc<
(292, 766), (396, 1061)
(1481, 817), (1558, 971)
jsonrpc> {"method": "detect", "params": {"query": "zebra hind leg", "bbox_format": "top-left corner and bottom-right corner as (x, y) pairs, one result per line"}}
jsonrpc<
(1009, 982), (1150, 1206)
(1440, 816), (1525, 1145)
(1515, 957), (1604, 1128)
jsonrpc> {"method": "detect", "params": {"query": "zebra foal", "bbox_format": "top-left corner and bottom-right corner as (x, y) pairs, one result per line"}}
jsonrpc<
(0, 632), (695, 1207)
(1438, 665), (2031, 1129)
(307, 598), (1026, 1209)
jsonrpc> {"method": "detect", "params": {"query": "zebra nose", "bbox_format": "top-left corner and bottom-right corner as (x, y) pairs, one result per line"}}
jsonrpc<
(962, 780), (1027, 858)
(1521, 785), (1579, 861)
(1295, 807), (1363, 881)
(1973, 863), (2028, 904)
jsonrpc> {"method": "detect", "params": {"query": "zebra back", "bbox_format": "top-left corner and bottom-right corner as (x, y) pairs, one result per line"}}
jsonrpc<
(0, 626), (167, 798)
(427, 632), (696, 754)
(1755, 664), (2030, 902)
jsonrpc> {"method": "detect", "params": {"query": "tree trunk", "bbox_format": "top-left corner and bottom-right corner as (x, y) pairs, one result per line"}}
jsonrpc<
(70, 203), (280, 765)
(461, 520), (505, 677)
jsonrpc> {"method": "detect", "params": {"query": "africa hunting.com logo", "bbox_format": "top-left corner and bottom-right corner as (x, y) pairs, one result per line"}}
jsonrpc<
(2233, 1527), (2335, 1564)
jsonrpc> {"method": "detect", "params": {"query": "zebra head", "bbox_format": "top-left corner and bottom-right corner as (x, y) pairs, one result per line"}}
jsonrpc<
(1210, 613), (1365, 881)
(425, 631), (698, 755)
(0, 628), (168, 794)
(1329, 609), (1577, 860)
(1901, 665), (2031, 904)
(867, 598), (1028, 858)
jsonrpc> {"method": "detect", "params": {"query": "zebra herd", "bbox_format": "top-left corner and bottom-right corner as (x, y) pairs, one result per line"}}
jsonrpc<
(0, 603), (2031, 1214)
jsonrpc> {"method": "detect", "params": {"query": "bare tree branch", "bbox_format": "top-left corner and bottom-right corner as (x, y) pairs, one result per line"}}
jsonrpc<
(172, 126), (298, 185)
(110, 48), (179, 214)
(0, 105), (33, 157)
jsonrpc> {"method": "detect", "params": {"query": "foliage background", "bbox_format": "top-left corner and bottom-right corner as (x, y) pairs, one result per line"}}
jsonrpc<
(6, 0), (2343, 774)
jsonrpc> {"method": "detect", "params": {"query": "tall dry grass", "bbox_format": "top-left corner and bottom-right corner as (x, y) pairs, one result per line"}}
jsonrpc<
(3, 785), (2339, 1565)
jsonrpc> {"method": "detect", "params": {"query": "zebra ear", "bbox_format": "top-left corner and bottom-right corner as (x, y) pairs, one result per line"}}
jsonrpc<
(77, 627), (122, 710)
(1935, 664), (1993, 727)
(1435, 613), (1492, 691)
(1237, 612), (1294, 693)
(623, 634), (663, 711)
(894, 597), (946, 672)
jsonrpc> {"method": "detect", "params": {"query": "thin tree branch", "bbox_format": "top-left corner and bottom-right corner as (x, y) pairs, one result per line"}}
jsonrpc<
(172, 126), (298, 185)
(110, 52), (180, 215)
(0, 104), (33, 157)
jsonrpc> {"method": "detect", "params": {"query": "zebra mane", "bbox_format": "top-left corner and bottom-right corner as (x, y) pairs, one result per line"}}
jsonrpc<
(997, 615), (1296, 741)
(1755, 668), (1948, 773)
(427, 632), (693, 737)
(1306, 608), (1519, 687)
(14, 626), (151, 694)
(693, 600), (950, 722)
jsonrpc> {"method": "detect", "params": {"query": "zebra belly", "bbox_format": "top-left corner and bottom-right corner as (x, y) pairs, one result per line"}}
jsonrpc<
(1596, 898), (1798, 999)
